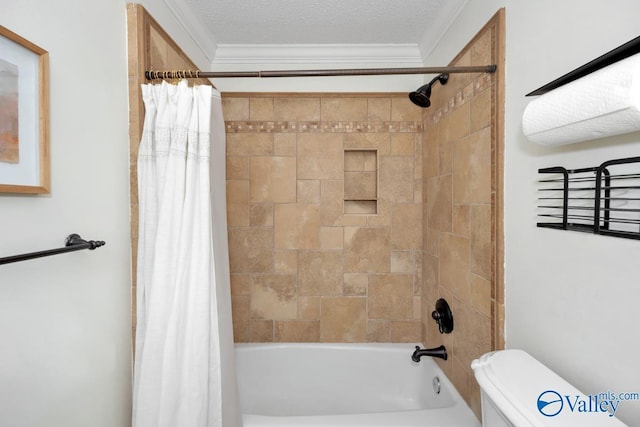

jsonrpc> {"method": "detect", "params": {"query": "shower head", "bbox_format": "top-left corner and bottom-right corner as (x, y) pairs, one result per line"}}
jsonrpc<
(409, 74), (449, 108)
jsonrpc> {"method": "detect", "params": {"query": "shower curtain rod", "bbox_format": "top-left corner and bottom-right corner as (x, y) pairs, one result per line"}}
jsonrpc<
(144, 65), (497, 80)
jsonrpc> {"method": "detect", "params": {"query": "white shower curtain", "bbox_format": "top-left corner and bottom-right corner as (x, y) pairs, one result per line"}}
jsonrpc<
(133, 80), (241, 427)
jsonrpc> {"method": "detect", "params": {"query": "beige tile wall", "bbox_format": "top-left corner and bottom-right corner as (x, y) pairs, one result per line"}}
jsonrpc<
(223, 94), (425, 343)
(421, 10), (504, 419)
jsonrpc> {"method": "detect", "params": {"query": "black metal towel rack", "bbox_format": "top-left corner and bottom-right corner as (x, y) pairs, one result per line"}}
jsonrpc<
(0, 234), (106, 265)
(537, 157), (640, 240)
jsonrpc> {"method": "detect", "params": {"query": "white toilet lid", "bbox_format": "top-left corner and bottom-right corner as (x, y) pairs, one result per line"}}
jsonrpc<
(471, 350), (628, 427)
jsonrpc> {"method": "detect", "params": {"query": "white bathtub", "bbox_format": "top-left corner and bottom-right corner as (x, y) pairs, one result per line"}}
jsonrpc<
(235, 343), (480, 427)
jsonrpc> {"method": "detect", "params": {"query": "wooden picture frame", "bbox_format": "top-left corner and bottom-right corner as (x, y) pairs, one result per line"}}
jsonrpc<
(0, 26), (49, 194)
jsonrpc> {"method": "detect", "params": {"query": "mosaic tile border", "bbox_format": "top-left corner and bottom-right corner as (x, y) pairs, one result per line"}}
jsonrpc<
(225, 120), (424, 133)
(424, 72), (494, 126)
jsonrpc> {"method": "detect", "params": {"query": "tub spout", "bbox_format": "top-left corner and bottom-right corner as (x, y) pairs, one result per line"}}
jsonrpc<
(411, 345), (447, 362)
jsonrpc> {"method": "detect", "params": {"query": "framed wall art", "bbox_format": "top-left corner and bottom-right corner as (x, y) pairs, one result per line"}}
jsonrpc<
(0, 26), (49, 194)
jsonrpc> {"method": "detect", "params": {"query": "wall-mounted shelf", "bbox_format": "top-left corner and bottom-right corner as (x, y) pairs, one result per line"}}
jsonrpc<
(537, 157), (640, 240)
(526, 34), (640, 96)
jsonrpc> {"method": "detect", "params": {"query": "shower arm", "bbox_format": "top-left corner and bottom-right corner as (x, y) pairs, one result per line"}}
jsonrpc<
(144, 65), (497, 80)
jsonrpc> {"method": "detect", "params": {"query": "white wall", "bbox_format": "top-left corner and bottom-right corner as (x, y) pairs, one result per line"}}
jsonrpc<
(0, 1), (132, 426)
(428, 1), (640, 424)
(0, 1), (223, 425)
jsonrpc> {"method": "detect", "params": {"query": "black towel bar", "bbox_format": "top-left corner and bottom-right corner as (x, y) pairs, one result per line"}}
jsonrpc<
(0, 234), (105, 265)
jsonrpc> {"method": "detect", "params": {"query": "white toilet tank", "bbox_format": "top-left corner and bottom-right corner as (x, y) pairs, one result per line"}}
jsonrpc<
(471, 350), (628, 427)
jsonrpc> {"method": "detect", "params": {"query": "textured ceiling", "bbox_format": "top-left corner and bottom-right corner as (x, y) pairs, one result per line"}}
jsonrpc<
(165, 0), (468, 63)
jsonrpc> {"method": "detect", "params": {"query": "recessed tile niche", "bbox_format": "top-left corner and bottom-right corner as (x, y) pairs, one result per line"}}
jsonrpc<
(344, 149), (377, 214)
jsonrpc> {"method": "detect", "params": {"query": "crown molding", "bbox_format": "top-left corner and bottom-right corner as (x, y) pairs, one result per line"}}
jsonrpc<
(211, 44), (424, 66)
